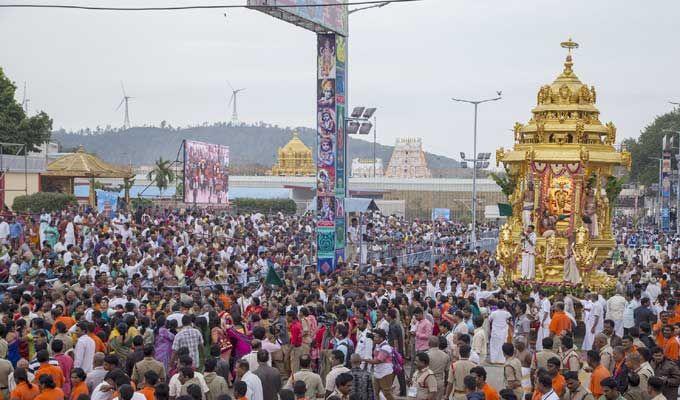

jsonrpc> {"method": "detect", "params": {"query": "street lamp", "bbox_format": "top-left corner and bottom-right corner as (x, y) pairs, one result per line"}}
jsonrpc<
(664, 129), (680, 234)
(347, 106), (377, 177)
(451, 94), (502, 244)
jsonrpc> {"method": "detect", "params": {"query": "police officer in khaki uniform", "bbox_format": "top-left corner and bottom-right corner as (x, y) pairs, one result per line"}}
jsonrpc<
(426, 336), (450, 400)
(502, 343), (523, 400)
(445, 344), (475, 400)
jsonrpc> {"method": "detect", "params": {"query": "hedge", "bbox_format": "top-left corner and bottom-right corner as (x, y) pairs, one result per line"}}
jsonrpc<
(13, 192), (78, 213)
(232, 198), (297, 214)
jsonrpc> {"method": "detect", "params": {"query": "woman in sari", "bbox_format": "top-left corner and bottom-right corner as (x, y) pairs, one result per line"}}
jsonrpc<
(154, 317), (176, 374)
(227, 314), (251, 360)
(6, 321), (20, 367)
(210, 319), (233, 386)
(108, 322), (132, 363)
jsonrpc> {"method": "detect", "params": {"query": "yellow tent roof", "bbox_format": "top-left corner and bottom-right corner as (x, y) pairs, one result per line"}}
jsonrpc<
(43, 145), (134, 178)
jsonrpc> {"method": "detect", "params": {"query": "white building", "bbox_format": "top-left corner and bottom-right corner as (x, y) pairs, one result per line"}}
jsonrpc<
(385, 137), (432, 179)
(351, 158), (384, 177)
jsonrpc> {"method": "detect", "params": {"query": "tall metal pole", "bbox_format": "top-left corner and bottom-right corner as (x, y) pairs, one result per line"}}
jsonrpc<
(451, 94), (501, 244)
(373, 116), (377, 178)
(658, 158), (662, 228)
(677, 143), (680, 235)
(471, 103), (478, 245)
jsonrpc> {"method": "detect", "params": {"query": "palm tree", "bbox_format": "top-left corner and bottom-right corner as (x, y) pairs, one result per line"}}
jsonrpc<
(147, 158), (175, 197)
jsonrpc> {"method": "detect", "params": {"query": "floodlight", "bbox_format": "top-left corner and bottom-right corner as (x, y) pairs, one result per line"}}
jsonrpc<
(460, 152), (466, 160)
(481, 153), (491, 160)
(482, 161), (490, 168)
(359, 122), (373, 135)
(347, 121), (361, 135)
(351, 107), (365, 118)
(362, 108), (377, 119)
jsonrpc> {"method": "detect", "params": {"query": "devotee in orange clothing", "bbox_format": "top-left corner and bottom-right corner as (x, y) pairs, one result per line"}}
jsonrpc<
(549, 304), (572, 336)
(10, 368), (40, 400)
(33, 351), (65, 389)
(50, 310), (76, 335)
(69, 369), (88, 400)
(34, 375), (64, 400)
(661, 325), (680, 361)
(471, 366), (499, 400)
(587, 350), (611, 398)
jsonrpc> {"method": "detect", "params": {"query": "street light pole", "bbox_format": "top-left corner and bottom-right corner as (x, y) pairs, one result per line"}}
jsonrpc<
(451, 94), (501, 245)
(472, 103), (478, 244)
(663, 129), (680, 235)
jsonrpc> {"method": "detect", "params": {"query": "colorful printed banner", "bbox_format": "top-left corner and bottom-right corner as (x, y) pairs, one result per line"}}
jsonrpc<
(316, 33), (347, 273)
(662, 153), (671, 231)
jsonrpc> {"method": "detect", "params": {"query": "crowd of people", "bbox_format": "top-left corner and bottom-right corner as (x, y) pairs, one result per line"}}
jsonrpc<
(0, 206), (676, 400)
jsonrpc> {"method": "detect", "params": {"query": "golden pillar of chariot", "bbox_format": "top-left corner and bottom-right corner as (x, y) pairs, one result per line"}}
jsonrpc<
(495, 39), (630, 291)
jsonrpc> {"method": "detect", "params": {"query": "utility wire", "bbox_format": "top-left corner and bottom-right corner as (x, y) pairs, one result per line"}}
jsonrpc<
(0, 0), (422, 11)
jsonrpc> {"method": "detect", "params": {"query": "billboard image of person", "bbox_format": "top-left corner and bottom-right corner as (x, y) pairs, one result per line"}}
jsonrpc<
(184, 140), (230, 204)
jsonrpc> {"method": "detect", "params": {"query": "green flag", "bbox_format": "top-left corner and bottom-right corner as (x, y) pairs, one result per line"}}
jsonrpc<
(498, 203), (513, 217)
(265, 267), (284, 286)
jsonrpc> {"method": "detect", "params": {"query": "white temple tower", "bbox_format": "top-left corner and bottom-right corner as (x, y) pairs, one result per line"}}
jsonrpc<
(385, 137), (432, 178)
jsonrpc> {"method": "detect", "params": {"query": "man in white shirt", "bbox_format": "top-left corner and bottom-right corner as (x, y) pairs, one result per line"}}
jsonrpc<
(236, 360), (263, 400)
(325, 350), (350, 395)
(488, 301), (512, 364)
(536, 292), (552, 351)
(623, 293), (640, 334)
(242, 340), (271, 372)
(536, 373), (559, 400)
(168, 357), (210, 398)
(355, 317), (373, 368)
(74, 322), (96, 372)
(0, 217), (9, 244)
(606, 290), (627, 337)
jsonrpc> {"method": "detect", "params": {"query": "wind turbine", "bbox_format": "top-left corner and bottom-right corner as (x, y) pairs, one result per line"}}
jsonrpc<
(116, 81), (133, 129)
(227, 81), (246, 125)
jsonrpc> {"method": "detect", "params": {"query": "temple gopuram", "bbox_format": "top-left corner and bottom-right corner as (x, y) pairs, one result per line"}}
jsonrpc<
(495, 39), (631, 291)
(270, 131), (315, 176)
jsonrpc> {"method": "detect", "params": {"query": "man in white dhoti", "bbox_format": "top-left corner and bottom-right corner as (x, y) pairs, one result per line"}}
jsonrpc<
(520, 225), (537, 279)
(535, 291), (551, 351)
(489, 301), (512, 364)
(573, 293), (602, 351)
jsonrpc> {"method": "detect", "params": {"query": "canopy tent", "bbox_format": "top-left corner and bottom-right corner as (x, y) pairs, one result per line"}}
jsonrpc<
(306, 197), (379, 213)
(42, 146), (135, 206)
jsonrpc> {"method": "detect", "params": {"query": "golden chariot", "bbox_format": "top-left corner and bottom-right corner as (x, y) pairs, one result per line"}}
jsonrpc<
(495, 39), (630, 292)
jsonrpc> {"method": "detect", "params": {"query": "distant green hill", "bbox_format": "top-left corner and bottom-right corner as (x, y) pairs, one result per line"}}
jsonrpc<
(52, 123), (460, 170)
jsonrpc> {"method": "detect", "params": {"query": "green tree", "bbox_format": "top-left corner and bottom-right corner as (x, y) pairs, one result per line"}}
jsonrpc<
(147, 158), (175, 196)
(624, 108), (680, 186)
(0, 68), (52, 152)
(488, 165), (517, 198)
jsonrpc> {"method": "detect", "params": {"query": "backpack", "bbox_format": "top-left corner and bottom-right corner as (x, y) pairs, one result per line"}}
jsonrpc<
(391, 348), (405, 375)
(337, 340), (355, 368)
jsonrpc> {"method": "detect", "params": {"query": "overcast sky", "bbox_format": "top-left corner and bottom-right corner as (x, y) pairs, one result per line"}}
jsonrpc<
(1, 0), (679, 162)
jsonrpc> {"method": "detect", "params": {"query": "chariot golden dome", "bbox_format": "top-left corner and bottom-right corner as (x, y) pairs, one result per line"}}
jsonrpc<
(494, 39), (629, 292)
(497, 39), (630, 168)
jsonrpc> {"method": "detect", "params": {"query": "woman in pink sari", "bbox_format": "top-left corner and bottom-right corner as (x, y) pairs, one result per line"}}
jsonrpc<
(227, 314), (251, 360)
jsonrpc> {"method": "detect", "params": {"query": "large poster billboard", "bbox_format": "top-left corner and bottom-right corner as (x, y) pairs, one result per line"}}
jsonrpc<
(316, 33), (347, 272)
(184, 140), (230, 204)
(247, 0), (348, 36)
